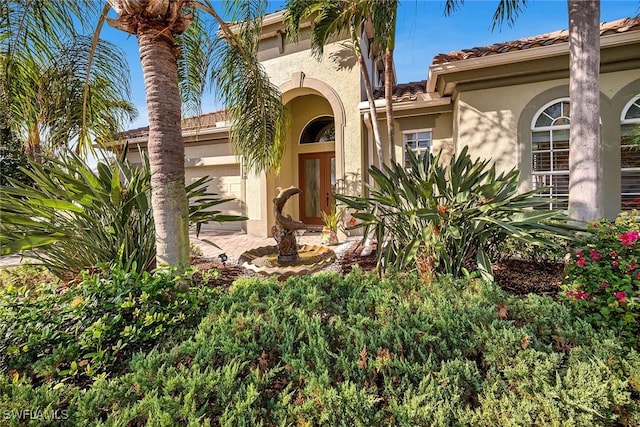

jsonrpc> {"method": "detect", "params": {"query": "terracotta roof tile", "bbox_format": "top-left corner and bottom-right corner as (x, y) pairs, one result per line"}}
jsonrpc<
(374, 80), (427, 101)
(432, 17), (640, 65)
(116, 110), (228, 140)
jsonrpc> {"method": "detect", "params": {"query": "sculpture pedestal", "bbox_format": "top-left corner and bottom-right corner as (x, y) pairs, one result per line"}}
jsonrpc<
(238, 244), (337, 280)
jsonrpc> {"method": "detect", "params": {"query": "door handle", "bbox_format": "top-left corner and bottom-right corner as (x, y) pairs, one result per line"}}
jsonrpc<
(326, 193), (330, 207)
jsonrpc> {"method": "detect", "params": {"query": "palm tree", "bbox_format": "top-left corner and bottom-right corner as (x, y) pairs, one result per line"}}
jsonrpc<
(2, 39), (136, 160)
(445, 0), (603, 222)
(1, 1), (135, 160)
(567, 0), (601, 222)
(286, 0), (385, 166)
(372, 0), (399, 162)
(7, 0), (287, 271)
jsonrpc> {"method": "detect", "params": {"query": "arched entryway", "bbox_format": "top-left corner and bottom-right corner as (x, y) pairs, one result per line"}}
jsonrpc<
(268, 72), (345, 228)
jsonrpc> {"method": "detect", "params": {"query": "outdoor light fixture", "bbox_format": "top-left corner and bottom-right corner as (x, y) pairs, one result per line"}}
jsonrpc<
(218, 253), (228, 265)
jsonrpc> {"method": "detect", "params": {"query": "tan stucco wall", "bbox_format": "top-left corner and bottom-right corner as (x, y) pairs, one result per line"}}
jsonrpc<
(454, 68), (640, 218)
(240, 40), (363, 236)
(263, 45), (361, 168)
(125, 138), (246, 231)
(392, 111), (455, 165)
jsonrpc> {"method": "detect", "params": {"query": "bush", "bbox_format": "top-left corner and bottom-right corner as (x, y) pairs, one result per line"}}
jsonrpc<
(561, 211), (640, 348)
(0, 265), (56, 290)
(61, 271), (638, 425)
(0, 266), (221, 386)
(487, 232), (568, 264)
(2, 271), (638, 425)
(336, 148), (577, 280)
(0, 149), (246, 276)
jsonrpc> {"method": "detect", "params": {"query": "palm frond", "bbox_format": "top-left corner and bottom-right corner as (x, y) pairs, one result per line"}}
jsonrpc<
(286, 0), (368, 60)
(490, 0), (527, 31)
(2, 0), (94, 60)
(207, 0), (288, 174)
(443, 0), (464, 17)
(177, 12), (216, 117)
(3, 1), (134, 157)
(284, 0), (316, 41)
(371, 0), (398, 51)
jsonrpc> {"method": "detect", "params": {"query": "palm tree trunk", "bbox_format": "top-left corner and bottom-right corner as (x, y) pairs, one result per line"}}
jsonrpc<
(568, 0), (601, 222)
(352, 26), (384, 167)
(138, 27), (190, 271)
(384, 49), (395, 162)
(384, 7), (397, 162)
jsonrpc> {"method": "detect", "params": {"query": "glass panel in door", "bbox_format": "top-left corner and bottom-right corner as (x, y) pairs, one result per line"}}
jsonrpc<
(303, 158), (321, 218)
(299, 152), (335, 225)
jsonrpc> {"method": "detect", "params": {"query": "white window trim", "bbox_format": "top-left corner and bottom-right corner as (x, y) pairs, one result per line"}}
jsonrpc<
(299, 115), (335, 145)
(620, 95), (640, 210)
(621, 94), (640, 124)
(530, 97), (570, 130)
(530, 98), (573, 210)
(402, 129), (433, 167)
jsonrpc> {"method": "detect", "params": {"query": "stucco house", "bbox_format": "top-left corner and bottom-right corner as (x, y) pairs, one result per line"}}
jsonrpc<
(120, 12), (640, 237)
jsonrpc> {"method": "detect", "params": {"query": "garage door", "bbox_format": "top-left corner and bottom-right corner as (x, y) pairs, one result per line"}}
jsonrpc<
(185, 164), (243, 231)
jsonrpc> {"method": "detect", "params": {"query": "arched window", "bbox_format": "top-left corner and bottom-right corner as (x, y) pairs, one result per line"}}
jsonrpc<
(621, 95), (640, 210)
(300, 116), (335, 144)
(531, 99), (570, 209)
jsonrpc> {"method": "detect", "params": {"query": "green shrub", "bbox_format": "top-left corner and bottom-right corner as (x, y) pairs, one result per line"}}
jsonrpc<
(0, 149), (246, 276)
(0, 374), (77, 427)
(0, 265), (56, 290)
(336, 148), (577, 280)
(561, 211), (640, 349)
(0, 266), (220, 385)
(487, 231), (568, 264)
(63, 271), (638, 425)
(1, 270), (638, 425)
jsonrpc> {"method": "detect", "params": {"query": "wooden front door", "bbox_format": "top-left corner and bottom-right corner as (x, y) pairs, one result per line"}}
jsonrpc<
(299, 152), (336, 225)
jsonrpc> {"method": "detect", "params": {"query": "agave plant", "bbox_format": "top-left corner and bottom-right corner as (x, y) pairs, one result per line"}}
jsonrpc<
(336, 147), (579, 280)
(0, 149), (246, 276)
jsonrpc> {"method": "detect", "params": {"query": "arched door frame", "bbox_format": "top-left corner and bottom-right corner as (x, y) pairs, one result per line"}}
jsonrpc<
(279, 72), (346, 181)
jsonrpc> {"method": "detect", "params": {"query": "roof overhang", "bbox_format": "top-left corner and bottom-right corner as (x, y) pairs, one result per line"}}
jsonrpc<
(358, 93), (451, 115)
(112, 125), (231, 149)
(427, 31), (640, 96)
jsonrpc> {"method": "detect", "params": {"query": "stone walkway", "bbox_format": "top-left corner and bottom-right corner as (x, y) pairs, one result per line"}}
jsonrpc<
(0, 229), (363, 269)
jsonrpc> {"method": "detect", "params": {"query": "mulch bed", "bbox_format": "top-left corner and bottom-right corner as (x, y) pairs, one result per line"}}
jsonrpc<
(191, 246), (567, 298)
(338, 243), (379, 274)
(493, 259), (566, 297)
(190, 259), (255, 288)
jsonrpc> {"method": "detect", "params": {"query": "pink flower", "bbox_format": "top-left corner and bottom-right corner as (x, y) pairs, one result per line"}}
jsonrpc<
(601, 281), (610, 288)
(576, 252), (584, 259)
(629, 261), (636, 272)
(610, 252), (618, 259)
(577, 258), (587, 267)
(589, 249), (602, 261)
(566, 290), (591, 300)
(637, 271), (640, 280)
(620, 230), (640, 246)
(612, 261), (620, 268)
(577, 291), (590, 300)
(614, 291), (628, 305)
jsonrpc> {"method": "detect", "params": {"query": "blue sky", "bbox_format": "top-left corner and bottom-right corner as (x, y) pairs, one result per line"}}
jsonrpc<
(102, 0), (640, 129)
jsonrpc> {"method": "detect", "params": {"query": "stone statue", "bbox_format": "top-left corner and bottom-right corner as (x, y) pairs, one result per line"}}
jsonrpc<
(272, 186), (307, 263)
